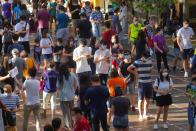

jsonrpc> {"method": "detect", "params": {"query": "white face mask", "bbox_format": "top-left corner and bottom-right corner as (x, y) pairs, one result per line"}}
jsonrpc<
(162, 72), (168, 77)
(111, 38), (116, 43)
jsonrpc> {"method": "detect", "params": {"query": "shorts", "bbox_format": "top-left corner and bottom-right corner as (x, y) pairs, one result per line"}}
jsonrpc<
(127, 82), (135, 95)
(43, 54), (52, 60)
(188, 105), (196, 126)
(138, 83), (153, 100)
(156, 94), (172, 107)
(182, 48), (193, 60)
(19, 41), (30, 54)
(173, 48), (181, 58)
(50, 16), (56, 23)
(43, 91), (56, 110)
(56, 28), (67, 40)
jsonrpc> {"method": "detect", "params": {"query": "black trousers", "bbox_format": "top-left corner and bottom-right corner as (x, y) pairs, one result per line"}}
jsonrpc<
(156, 51), (169, 72)
(91, 114), (109, 131)
(99, 74), (108, 86)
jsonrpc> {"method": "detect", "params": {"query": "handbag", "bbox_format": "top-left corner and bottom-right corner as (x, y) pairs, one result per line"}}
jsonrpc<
(113, 115), (128, 127)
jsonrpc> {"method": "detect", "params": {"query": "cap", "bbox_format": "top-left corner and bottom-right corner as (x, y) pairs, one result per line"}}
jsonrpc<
(12, 48), (19, 55)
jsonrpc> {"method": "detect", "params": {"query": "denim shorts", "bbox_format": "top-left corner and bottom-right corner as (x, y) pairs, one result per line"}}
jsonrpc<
(127, 82), (135, 95)
(188, 105), (196, 126)
(173, 48), (181, 58)
(182, 48), (193, 60)
(43, 54), (52, 60)
(138, 83), (153, 100)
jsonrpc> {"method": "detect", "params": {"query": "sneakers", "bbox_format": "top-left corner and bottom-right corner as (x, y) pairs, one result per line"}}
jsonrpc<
(184, 72), (188, 78)
(138, 116), (143, 122)
(153, 124), (158, 130)
(163, 123), (168, 129)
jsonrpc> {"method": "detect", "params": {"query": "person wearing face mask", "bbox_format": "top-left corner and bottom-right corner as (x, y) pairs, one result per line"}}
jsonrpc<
(153, 27), (170, 73)
(153, 69), (173, 130)
(118, 51), (136, 111)
(90, 6), (103, 39)
(177, 19), (195, 78)
(94, 41), (110, 85)
(128, 17), (142, 54)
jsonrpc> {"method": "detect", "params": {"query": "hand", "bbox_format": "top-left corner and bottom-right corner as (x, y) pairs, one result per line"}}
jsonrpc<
(180, 48), (183, 52)
(6, 74), (10, 78)
(160, 50), (163, 54)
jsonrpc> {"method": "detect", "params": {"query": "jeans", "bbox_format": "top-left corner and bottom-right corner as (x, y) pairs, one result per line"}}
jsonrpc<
(92, 23), (101, 39)
(60, 101), (74, 129)
(91, 114), (109, 131)
(99, 74), (108, 86)
(23, 104), (41, 131)
(155, 51), (169, 72)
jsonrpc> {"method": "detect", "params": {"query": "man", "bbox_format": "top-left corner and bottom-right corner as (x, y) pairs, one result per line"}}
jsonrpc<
(112, 8), (123, 43)
(128, 51), (153, 121)
(81, 1), (92, 19)
(90, 6), (103, 39)
(128, 17), (142, 54)
(84, 75), (109, 131)
(37, 4), (50, 34)
(73, 39), (91, 79)
(94, 41), (110, 85)
(102, 22), (115, 49)
(56, 5), (69, 42)
(42, 61), (58, 119)
(177, 19), (194, 77)
(23, 68), (41, 131)
(76, 13), (92, 42)
(14, 15), (30, 54)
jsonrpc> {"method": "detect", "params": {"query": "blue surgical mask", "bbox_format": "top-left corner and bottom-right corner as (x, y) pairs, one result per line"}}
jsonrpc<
(101, 45), (106, 49)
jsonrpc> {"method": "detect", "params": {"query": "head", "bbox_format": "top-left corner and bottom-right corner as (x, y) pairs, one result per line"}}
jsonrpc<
(183, 19), (189, 28)
(20, 50), (27, 58)
(90, 37), (97, 47)
(133, 17), (139, 25)
(52, 118), (62, 131)
(12, 48), (19, 57)
(47, 61), (55, 69)
(20, 15), (26, 21)
(72, 107), (83, 122)
(3, 84), (12, 94)
(20, 4), (27, 10)
(140, 51), (148, 61)
(41, 3), (47, 9)
(1, 55), (9, 69)
(111, 35), (119, 44)
(100, 40), (107, 50)
(28, 68), (37, 78)
(79, 39), (87, 47)
(85, 1), (90, 6)
(57, 38), (63, 46)
(156, 27), (163, 35)
(59, 5), (65, 12)
(44, 124), (54, 131)
(137, 30), (146, 40)
(114, 8), (119, 14)
(91, 75), (100, 86)
(42, 29), (48, 38)
(123, 51), (131, 63)
(80, 13), (86, 19)
(110, 69), (119, 78)
(114, 86), (123, 97)
(105, 21), (111, 29)
(12, 34), (19, 42)
(159, 69), (170, 81)
(95, 6), (100, 12)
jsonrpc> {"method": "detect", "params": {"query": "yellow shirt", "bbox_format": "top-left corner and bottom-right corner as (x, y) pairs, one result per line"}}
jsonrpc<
(23, 57), (35, 79)
(129, 23), (142, 42)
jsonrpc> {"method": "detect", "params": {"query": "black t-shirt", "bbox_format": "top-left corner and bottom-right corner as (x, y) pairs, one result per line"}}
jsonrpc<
(69, 4), (81, 19)
(119, 61), (131, 77)
(77, 19), (92, 39)
(53, 45), (63, 53)
(173, 32), (179, 49)
(111, 96), (130, 116)
(135, 39), (147, 59)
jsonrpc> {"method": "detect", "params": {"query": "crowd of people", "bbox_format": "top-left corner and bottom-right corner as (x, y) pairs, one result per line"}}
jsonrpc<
(0, 0), (195, 131)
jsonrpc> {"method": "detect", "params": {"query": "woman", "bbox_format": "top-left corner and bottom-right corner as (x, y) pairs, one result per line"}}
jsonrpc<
(134, 30), (147, 60)
(111, 86), (130, 131)
(153, 27), (169, 72)
(153, 69), (173, 129)
(57, 64), (79, 129)
(111, 35), (123, 54)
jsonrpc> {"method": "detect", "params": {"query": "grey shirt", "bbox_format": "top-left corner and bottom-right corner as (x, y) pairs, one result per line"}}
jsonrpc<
(11, 57), (26, 80)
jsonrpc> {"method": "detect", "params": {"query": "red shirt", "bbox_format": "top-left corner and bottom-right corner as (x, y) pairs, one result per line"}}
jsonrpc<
(74, 116), (90, 131)
(102, 29), (115, 49)
(37, 9), (50, 29)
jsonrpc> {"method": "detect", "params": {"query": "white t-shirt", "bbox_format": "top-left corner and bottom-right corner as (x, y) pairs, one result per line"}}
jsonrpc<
(40, 38), (52, 54)
(73, 46), (92, 73)
(94, 48), (110, 74)
(153, 78), (173, 96)
(177, 27), (194, 49)
(23, 78), (40, 105)
(15, 21), (29, 42)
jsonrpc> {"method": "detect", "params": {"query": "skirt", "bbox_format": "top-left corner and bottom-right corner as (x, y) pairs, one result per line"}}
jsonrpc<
(156, 94), (172, 107)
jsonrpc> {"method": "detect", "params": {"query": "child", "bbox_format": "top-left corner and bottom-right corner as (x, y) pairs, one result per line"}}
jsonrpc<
(34, 39), (42, 72)
(53, 38), (63, 71)
(40, 29), (53, 69)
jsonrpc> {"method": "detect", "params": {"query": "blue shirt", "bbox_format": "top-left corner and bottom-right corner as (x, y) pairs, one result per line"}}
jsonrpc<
(13, 5), (21, 21)
(43, 70), (58, 93)
(84, 85), (109, 117)
(112, 15), (122, 34)
(57, 13), (69, 29)
(8, 43), (24, 53)
(90, 11), (103, 23)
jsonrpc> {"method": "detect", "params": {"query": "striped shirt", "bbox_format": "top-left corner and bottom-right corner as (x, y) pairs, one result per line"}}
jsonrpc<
(131, 58), (153, 83)
(0, 94), (19, 116)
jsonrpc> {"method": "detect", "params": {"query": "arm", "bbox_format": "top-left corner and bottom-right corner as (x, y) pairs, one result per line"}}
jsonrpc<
(0, 74), (10, 81)
(154, 42), (163, 53)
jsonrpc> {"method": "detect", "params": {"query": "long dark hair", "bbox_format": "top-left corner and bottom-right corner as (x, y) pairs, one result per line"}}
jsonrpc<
(137, 30), (146, 41)
(159, 70), (170, 82)
(58, 64), (70, 85)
